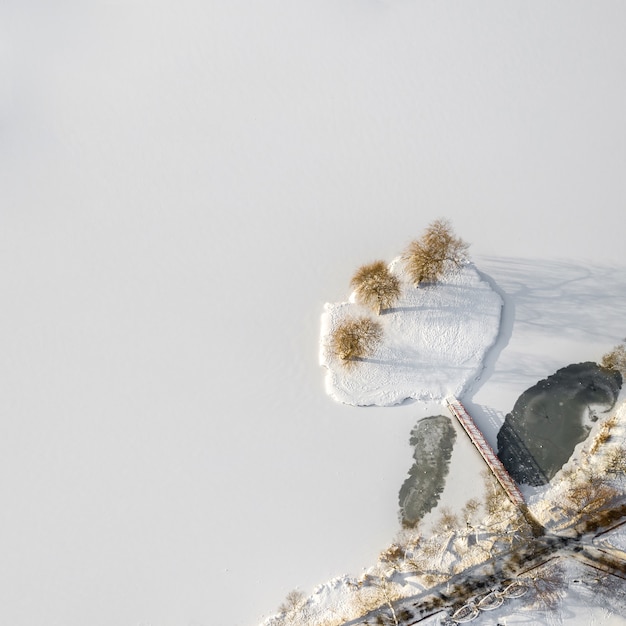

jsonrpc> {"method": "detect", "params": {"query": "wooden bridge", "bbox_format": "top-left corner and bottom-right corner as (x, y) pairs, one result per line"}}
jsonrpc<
(446, 396), (526, 509)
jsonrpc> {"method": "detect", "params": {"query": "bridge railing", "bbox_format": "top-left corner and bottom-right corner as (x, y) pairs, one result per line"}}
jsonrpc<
(446, 396), (526, 509)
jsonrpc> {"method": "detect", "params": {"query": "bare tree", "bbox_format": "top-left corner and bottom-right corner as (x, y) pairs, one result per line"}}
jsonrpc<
(350, 261), (401, 314)
(553, 470), (621, 533)
(278, 589), (306, 615)
(271, 589), (311, 626)
(402, 219), (469, 286)
(330, 316), (383, 363)
(524, 562), (566, 612)
(460, 498), (481, 526)
(378, 543), (405, 568)
(432, 506), (460, 533)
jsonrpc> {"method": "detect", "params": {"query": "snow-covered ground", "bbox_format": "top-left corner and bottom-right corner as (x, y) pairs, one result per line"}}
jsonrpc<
(2, 3), (626, 626)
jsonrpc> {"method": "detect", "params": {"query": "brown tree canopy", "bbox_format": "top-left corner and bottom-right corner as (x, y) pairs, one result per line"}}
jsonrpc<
(331, 316), (383, 363)
(403, 219), (469, 286)
(350, 260), (401, 314)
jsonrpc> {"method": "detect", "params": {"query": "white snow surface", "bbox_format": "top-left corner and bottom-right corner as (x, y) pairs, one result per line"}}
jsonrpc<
(320, 262), (502, 406)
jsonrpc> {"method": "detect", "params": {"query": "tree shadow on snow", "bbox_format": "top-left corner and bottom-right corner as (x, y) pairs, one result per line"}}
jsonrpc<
(477, 256), (626, 345)
(466, 255), (626, 392)
(462, 255), (626, 447)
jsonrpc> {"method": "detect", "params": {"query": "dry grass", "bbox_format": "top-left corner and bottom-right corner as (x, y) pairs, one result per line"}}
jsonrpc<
(605, 445), (626, 473)
(278, 589), (306, 615)
(350, 260), (401, 314)
(482, 469), (508, 517)
(590, 414), (618, 454)
(330, 316), (383, 363)
(402, 218), (469, 286)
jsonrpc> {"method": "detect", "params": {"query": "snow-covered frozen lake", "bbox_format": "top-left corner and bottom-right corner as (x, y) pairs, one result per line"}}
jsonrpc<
(2, 3), (626, 626)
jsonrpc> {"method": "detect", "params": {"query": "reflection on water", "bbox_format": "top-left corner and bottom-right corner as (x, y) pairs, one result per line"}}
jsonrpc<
(399, 415), (456, 527)
(497, 362), (622, 486)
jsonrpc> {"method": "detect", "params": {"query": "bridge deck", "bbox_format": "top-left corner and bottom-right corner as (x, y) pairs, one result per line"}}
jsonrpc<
(446, 396), (525, 509)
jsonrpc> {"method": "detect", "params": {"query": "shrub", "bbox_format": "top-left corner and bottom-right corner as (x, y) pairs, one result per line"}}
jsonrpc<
(378, 543), (404, 564)
(433, 506), (460, 532)
(589, 414), (618, 454)
(601, 343), (626, 375)
(331, 316), (383, 363)
(403, 219), (469, 286)
(350, 261), (401, 314)
(461, 498), (481, 525)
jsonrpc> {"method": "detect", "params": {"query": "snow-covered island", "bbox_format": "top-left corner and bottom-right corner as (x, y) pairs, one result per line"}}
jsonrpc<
(320, 260), (502, 406)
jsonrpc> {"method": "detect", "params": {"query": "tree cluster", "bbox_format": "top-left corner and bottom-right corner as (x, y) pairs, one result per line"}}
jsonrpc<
(329, 219), (469, 366)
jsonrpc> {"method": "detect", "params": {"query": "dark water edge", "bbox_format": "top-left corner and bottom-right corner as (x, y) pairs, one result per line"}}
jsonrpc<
(497, 362), (622, 486)
(399, 415), (456, 527)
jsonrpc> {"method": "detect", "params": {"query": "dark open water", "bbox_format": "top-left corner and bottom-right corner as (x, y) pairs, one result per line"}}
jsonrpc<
(398, 415), (456, 527)
(497, 362), (622, 486)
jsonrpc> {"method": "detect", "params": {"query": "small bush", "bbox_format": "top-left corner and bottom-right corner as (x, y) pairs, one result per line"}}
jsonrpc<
(590, 414), (618, 454)
(601, 343), (626, 375)
(350, 260), (401, 314)
(379, 543), (404, 564)
(331, 316), (383, 363)
(278, 589), (305, 615)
